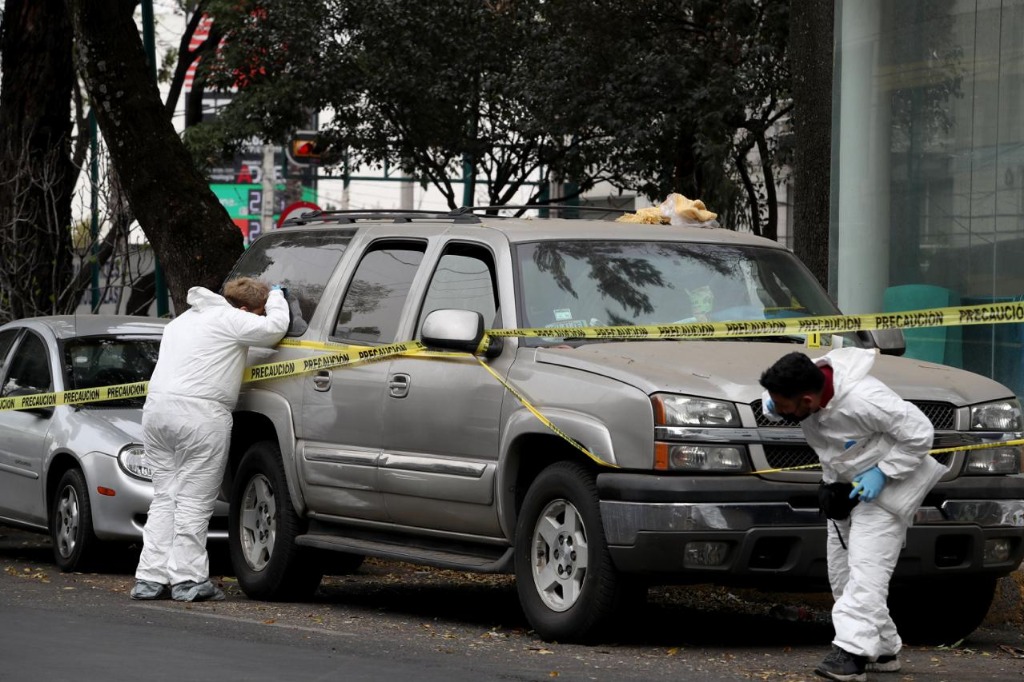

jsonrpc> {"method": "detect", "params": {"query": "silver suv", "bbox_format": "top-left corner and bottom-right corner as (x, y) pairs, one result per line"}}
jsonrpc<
(222, 210), (1024, 643)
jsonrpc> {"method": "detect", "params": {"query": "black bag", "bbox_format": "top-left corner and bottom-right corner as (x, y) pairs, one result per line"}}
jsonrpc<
(818, 481), (860, 521)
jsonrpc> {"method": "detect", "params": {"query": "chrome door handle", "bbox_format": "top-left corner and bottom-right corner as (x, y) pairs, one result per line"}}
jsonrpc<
(312, 370), (331, 391)
(389, 373), (410, 398)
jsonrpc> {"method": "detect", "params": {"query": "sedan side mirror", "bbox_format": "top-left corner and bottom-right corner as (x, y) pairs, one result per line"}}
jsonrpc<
(421, 309), (503, 358)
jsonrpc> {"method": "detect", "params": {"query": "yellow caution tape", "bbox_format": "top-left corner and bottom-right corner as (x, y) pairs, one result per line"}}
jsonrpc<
(0, 340), (428, 413)
(0, 381), (150, 412)
(243, 340), (427, 382)
(483, 301), (1024, 341)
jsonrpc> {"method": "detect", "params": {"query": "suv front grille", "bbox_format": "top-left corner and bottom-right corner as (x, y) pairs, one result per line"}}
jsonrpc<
(754, 399), (956, 471)
(752, 399), (956, 430)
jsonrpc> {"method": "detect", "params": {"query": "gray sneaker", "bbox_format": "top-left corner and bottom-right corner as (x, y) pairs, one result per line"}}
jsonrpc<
(171, 579), (225, 602)
(865, 654), (901, 673)
(130, 579), (170, 600)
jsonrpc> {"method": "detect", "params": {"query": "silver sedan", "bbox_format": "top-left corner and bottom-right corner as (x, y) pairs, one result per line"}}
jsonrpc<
(0, 315), (227, 572)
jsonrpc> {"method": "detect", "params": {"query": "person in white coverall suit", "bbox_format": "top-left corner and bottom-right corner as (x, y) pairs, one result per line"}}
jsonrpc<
(759, 348), (945, 682)
(131, 277), (289, 602)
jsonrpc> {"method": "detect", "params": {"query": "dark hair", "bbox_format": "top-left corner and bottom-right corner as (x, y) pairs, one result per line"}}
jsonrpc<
(759, 352), (825, 398)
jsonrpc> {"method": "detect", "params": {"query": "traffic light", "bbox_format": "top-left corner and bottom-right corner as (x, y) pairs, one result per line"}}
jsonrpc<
(287, 132), (321, 165)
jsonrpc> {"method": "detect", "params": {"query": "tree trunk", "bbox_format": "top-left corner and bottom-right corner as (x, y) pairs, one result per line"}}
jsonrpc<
(788, 0), (833, 288)
(0, 0), (76, 322)
(69, 0), (243, 312)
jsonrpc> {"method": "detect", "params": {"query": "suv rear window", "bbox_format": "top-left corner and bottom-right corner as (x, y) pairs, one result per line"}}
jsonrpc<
(229, 229), (354, 335)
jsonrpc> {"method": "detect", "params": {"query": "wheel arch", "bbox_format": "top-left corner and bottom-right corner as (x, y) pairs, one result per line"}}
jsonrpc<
(229, 389), (305, 515)
(496, 407), (610, 540)
(45, 451), (81, 518)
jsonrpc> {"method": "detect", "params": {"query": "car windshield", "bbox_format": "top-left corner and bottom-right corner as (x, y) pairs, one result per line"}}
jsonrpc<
(515, 240), (851, 345)
(62, 336), (161, 407)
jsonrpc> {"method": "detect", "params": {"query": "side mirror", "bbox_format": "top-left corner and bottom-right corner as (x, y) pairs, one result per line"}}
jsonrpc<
(864, 328), (906, 356)
(421, 309), (503, 358)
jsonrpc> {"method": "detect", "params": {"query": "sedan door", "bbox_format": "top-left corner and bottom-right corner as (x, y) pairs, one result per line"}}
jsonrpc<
(0, 329), (55, 525)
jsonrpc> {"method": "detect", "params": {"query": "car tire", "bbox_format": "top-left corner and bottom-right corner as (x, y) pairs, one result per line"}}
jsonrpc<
(889, 576), (997, 645)
(514, 460), (623, 642)
(229, 440), (323, 600)
(50, 468), (100, 572)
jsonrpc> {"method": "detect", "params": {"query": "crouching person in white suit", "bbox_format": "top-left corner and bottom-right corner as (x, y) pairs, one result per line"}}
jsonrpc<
(131, 277), (289, 602)
(760, 348), (945, 682)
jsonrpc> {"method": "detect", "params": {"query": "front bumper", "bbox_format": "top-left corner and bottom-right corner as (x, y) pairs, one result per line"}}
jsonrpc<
(598, 473), (1024, 582)
(80, 452), (228, 542)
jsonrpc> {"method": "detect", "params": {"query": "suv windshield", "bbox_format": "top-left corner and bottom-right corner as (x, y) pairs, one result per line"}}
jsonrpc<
(516, 240), (846, 343)
(63, 336), (160, 407)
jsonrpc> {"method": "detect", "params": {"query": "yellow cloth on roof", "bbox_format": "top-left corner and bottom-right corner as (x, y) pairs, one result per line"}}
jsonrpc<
(614, 206), (668, 224)
(615, 193), (717, 225)
(660, 193), (717, 223)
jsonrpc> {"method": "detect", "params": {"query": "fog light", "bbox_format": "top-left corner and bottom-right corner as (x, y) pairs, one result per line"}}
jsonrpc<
(984, 538), (1012, 564)
(684, 541), (730, 567)
(966, 447), (1021, 474)
(667, 445), (748, 472)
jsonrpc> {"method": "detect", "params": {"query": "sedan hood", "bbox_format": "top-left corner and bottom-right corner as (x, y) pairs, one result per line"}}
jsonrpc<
(58, 407), (145, 454)
(533, 341), (1013, 406)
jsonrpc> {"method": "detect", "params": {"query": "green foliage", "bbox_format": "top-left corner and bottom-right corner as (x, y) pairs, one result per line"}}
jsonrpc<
(189, 0), (790, 224)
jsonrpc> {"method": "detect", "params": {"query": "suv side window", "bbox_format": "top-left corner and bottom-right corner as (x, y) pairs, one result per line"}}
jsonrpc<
(228, 229), (354, 335)
(416, 243), (497, 336)
(2, 332), (52, 397)
(333, 241), (426, 344)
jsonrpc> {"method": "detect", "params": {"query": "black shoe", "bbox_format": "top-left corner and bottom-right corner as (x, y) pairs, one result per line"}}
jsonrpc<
(866, 653), (901, 672)
(814, 645), (867, 682)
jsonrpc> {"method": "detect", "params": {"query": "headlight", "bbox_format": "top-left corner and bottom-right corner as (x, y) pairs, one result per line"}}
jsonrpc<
(652, 394), (740, 427)
(655, 444), (749, 472)
(117, 444), (152, 481)
(970, 400), (1023, 431)
(965, 447), (1021, 475)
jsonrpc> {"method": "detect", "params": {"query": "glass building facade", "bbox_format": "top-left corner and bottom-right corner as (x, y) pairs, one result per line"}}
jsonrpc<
(833, 0), (1024, 395)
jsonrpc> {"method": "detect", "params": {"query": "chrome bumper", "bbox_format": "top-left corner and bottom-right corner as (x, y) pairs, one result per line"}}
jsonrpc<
(601, 498), (1024, 546)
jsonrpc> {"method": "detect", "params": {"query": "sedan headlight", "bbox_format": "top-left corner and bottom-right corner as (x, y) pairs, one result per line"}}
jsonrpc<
(117, 444), (152, 481)
(652, 394), (740, 427)
(970, 400), (1023, 431)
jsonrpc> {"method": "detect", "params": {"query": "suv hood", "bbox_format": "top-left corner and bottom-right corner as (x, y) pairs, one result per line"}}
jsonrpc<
(533, 341), (1013, 406)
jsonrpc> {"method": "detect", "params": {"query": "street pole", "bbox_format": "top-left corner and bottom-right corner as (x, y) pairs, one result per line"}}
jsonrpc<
(261, 144), (275, 236)
(141, 0), (169, 316)
(89, 112), (100, 312)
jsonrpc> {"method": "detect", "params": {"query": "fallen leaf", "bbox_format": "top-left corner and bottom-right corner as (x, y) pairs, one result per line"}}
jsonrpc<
(263, 619), (276, 624)
(998, 645), (1024, 659)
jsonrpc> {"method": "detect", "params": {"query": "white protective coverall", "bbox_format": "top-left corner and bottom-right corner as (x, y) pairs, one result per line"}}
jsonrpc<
(801, 347), (945, 660)
(135, 286), (288, 586)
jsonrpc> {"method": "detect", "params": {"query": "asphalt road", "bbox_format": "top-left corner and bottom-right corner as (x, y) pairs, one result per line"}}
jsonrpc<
(2, 525), (1023, 682)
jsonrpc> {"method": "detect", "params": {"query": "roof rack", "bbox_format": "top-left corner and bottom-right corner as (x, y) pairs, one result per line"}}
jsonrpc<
(282, 209), (481, 227)
(453, 205), (633, 216)
(281, 205), (633, 228)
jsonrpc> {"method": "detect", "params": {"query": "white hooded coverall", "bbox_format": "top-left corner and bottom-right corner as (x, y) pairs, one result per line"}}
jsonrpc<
(135, 286), (289, 586)
(800, 347), (945, 660)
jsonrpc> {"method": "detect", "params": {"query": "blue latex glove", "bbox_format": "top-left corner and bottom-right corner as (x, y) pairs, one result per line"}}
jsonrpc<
(850, 466), (887, 502)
